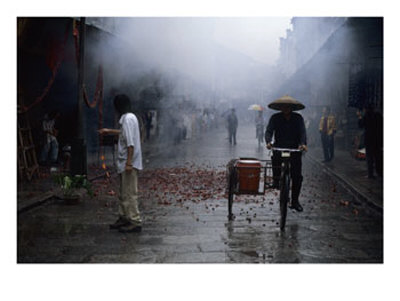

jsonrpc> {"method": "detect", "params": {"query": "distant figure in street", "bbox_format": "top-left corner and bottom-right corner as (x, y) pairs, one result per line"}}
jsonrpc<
(265, 98), (307, 212)
(144, 111), (153, 141)
(170, 114), (184, 145)
(357, 104), (383, 179)
(319, 106), (336, 162)
(227, 108), (238, 145)
(39, 110), (60, 166)
(255, 110), (265, 145)
(183, 113), (192, 140)
(98, 94), (143, 233)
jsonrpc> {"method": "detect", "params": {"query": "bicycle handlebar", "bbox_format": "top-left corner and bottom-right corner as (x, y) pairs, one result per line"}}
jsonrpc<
(271, 147), (303, 152)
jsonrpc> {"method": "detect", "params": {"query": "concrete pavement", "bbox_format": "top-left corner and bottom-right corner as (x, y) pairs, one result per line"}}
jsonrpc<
(17, 124), (383, 263)
(307, 146), (383, 212)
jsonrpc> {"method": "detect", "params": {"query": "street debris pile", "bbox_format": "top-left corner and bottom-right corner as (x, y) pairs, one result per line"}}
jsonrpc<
(139, 167), (227, 205)
(86, 161), (363, 223)
(87, 162), (279, 209)
(138, 165), (279, 208)
(88, 170), (116, 199)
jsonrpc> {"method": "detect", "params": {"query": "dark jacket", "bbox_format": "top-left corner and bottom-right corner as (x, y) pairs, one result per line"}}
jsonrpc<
(227, 113), (238, 130)
(265, 112), (307, 148)
(358, 111), (383, 149)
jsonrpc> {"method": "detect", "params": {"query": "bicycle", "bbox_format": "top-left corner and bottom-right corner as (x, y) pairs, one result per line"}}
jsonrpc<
(226, 148), (303, 230)
(271, 147), (303, 230)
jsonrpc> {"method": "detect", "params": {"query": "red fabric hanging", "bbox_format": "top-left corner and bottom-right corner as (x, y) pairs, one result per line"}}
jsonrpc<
(22, 22), (70, 112)
(83, 66), (103, 109)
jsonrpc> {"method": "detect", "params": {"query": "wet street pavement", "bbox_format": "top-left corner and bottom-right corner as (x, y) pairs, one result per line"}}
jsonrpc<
(17, 124), (383, 263)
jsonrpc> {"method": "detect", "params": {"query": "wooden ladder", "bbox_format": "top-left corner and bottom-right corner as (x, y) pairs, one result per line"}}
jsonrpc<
(18, 107), (39, 181)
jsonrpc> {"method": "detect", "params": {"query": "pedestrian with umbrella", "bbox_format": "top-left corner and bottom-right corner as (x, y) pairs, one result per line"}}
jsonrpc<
(248, 104), (265, 146)
(265, 95), (307, 212)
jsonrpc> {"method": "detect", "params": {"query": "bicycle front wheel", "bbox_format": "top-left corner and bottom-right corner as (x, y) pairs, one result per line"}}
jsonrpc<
(279, 172), (290, 230)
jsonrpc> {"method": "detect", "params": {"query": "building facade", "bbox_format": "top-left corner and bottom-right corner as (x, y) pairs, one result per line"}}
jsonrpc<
(274, 17), (383, 152)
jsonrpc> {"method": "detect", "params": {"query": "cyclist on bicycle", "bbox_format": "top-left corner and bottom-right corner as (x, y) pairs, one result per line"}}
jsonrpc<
(265, 96), (307, 212)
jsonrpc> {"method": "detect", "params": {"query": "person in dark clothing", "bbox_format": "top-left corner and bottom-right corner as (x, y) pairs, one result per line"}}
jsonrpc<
(265, 102), (307, 212)
(357, 104), (383, 179)
(39, 110), (60, 165)
(144, 111), (153, 141)
(227, 108), (238, 145)
(319, 106), (336, 162)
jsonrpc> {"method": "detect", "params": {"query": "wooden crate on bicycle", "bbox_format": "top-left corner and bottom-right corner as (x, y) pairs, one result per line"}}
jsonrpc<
(235, 159), (262, 194)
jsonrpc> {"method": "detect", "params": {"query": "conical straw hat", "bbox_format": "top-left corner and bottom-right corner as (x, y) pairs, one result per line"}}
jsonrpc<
(268, 95), (305, 111)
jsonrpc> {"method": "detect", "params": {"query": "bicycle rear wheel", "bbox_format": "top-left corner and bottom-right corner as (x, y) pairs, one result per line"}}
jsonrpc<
(279, 172), (290, 230)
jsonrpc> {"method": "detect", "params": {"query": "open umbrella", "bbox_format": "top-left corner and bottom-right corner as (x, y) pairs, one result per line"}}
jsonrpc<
(267, 95), (305, 111)
(248, 104), (264, 111)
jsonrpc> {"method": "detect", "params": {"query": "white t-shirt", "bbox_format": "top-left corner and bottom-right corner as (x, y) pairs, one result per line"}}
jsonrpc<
(117, 113), (143, 174)
(43, 119), (57, 143)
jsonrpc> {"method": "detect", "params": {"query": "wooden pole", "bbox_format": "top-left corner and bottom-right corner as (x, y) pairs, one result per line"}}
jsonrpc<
(72, 17), (87, 175)
(77, 17), (86, 139)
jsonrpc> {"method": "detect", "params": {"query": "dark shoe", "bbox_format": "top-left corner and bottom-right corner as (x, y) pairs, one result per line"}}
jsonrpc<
(109, 217), (130, 230)
(289, 201), (303, 212)
(118, 223), (142, 233)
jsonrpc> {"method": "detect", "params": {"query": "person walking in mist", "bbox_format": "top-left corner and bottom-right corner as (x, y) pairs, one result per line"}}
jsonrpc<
(227, 108), (238, 145)
(255, 110), (264, 137)
(357, 104), (383, 179)
(98, 94), (143, 233)
(319, 106), (336, 162)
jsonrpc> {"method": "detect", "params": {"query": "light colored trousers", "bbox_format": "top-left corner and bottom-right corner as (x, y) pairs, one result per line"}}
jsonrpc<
(119, 169), (142, 225)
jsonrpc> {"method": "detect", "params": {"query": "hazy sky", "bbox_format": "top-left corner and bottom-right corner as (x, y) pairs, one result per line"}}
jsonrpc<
(213, 17), (292, 64)
(116, 17), (292, 66)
